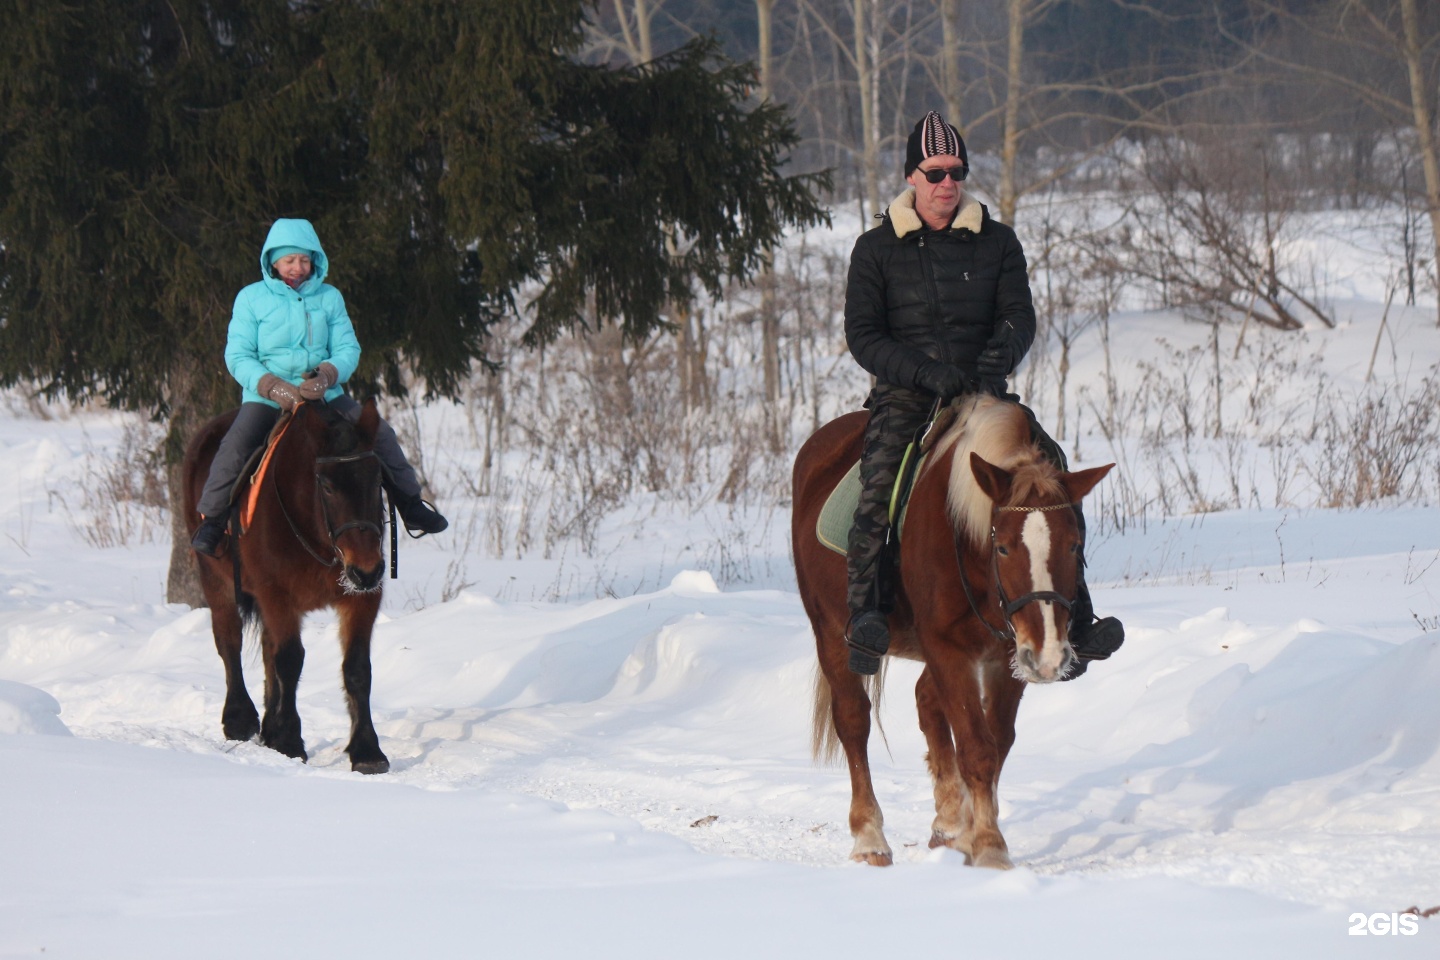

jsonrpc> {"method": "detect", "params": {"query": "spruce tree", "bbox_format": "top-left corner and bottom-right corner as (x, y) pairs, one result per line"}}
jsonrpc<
(0, 0), (828, 603)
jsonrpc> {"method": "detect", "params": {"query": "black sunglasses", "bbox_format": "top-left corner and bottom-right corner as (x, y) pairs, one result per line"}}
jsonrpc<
(918, 165), (968, 183)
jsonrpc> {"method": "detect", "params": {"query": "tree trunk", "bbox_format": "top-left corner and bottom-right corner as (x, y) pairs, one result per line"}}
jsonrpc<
(939, 0), (964, 129)
(854, 0), (880, 220)
(163, 365), (208, 608)
(999, 0), (1025, 225)
(1055, 333), (1069, 442)
(757, 0), (781, 447)
(612, 0), (654, 63)
(1399, 0), (1440, 327)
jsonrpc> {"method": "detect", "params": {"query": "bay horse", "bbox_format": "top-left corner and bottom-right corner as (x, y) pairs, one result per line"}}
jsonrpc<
(792, 394), (1112, 867)
(182, 399), (390, 773)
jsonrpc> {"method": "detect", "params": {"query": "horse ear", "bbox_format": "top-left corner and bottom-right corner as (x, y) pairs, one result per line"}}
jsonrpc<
(970, 452), (1014, 504)
(356, 397), (381, 446)
(1062, 463), (1115, 502)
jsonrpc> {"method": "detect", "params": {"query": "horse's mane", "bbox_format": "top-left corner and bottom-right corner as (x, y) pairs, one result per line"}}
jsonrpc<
(923, 395), (1065, 549)
(267, 404), (362, 456)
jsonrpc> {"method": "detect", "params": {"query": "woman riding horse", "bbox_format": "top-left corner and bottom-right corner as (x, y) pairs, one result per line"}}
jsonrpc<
(189, 217), (447, 556)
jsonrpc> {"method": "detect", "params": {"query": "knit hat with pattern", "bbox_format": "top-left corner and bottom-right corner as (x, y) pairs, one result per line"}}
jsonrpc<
(904, 111), (967, 177)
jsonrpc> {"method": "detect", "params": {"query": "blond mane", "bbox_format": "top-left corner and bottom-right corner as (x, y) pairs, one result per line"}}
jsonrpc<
(923, 395), (1065, 549)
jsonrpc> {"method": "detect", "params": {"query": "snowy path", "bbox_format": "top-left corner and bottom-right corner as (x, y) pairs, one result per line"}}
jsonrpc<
(4, 414), (1440, 956)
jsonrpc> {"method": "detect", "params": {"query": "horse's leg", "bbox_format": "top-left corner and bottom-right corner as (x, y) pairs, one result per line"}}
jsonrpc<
(934, 659), (1014, 870)
(916, 667), (974, 860)
(258, 606), (307, 761)
(336, 593), (388, 774)
(213, 598), (260, 741)
(824, 665), (892, 865)
(970, 670), (1025, 866)
(196, 559), (259, 741)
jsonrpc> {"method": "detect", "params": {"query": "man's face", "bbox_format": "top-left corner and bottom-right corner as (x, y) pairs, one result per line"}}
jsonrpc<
(907, 153), (966, 222)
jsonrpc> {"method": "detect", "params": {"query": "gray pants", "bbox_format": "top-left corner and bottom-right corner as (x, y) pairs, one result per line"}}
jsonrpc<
(196, 396), (423, 517)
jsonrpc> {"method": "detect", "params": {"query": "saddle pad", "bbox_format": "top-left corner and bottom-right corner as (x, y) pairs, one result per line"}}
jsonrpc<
(240, 417), (294, 532)
(815, 460), (863, 555)
(815, 450), (929, 557)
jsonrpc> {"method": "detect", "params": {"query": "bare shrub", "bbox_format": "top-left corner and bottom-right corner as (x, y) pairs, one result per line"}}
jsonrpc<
(62, 418), (170, 548)
(1307, 372), (1440, 507)
(1120, 137), (1335, 331)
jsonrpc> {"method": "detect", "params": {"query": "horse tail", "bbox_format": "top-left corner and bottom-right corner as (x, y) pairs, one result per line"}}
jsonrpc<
(810, 661), (890, 765)
(811, 665), (839, 763)
(229, 521), (261, 639)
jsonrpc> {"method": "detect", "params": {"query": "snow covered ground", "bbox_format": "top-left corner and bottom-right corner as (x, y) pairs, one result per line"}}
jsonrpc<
(4, 231), (1440, 955)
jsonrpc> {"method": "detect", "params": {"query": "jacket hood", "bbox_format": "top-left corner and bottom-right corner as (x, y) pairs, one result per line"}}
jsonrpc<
(259, 218), (329, 294)
(886, 189), (985, 238)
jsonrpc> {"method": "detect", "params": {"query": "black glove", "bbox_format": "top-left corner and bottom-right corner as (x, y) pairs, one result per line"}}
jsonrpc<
(915, 361), (969, 399)
(976, 336), (1014, 380)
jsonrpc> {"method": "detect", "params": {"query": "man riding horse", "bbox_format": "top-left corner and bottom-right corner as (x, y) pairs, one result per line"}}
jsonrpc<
(843, 111), (1124, 676)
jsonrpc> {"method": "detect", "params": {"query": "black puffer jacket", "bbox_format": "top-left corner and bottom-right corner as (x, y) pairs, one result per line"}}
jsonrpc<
(844, 190), (1036, 391)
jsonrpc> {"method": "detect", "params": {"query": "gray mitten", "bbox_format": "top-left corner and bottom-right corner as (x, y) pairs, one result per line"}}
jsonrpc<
(297, 361), (338, 401)
(258, 373), (302, 411)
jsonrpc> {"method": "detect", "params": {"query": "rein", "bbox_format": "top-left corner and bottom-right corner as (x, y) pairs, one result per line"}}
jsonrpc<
(955, 502), (1076, 644)
(273, 449), (384, 569)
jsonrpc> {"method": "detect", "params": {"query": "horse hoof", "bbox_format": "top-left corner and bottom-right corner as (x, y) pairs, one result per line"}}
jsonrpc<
(972, 848), (1014, 870)
(351, 758), (390, 775)
(222, 714), (260, 742)
(262, 737), (308, 762)
(851, 850), (894, 867)
(928, 832), (977, 863)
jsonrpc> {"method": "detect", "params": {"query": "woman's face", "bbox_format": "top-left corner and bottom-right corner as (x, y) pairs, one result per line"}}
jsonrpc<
(273, 253), (313, 287)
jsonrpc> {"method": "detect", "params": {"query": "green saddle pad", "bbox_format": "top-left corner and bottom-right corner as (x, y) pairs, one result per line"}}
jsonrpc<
(815, 449), (929, 557)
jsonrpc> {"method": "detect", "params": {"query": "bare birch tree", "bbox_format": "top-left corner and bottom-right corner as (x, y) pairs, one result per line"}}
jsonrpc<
(1223, 0), (1440, 326)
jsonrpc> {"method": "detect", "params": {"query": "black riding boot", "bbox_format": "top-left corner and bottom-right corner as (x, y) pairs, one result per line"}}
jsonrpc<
(395, 494), (449, 535)
(1060, 506), (1124, 680)
(846, 609), (890, 676)
(190, 514), (229, 558)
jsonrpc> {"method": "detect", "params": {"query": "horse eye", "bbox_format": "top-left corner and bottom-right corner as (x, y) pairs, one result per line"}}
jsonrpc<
(996, 545), (1010, 557)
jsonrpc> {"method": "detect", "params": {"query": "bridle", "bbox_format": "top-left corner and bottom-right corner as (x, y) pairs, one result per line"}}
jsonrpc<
(274, 449), (384, 568)
(955, 501), (1077, 644)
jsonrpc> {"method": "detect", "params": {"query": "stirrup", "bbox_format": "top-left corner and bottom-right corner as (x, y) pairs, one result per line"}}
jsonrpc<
(846, 610), (890, 676)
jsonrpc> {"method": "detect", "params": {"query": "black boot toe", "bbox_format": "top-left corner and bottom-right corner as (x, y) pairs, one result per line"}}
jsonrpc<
(846, 610), (890, 676)
(399, 498), (449, 535)
(1075, 616), (1125, 661)
(190, 516), (229, 557)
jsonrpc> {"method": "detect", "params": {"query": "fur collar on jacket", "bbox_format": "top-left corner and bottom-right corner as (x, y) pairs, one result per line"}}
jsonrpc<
(886, 188), (984, 237)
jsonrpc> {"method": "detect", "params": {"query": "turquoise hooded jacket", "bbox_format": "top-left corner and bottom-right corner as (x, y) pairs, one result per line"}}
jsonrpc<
(225, 218), (361, 407)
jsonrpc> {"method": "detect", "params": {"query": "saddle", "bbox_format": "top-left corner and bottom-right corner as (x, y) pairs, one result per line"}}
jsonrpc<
(815, 402), (960, 556)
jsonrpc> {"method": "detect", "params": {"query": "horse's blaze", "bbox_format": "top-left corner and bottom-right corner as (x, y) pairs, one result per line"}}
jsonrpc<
(1012, 511), (1074, 683)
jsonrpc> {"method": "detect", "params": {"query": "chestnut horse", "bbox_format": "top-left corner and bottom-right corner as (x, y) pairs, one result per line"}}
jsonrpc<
(793, 395), (1112, 867)
(183, 400), (390, 773)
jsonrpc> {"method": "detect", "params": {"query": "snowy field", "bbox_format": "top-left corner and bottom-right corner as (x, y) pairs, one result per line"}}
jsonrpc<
(5, 225), (1440, 955)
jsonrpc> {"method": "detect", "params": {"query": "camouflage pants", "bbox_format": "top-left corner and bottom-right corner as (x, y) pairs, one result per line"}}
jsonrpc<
(845, 385), (1072, 616)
